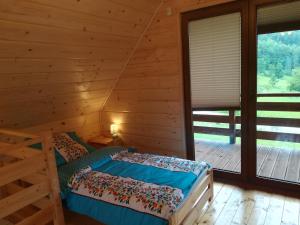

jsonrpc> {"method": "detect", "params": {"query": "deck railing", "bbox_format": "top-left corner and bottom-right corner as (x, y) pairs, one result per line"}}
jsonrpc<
(193, 94), (300, 144)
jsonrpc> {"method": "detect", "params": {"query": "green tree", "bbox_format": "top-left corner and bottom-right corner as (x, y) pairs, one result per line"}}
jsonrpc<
(289, 68), (300, 92)
(258, 30), (300, 93)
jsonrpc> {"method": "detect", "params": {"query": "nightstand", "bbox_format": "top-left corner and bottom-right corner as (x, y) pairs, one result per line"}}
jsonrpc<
(88, 136), (113, 148)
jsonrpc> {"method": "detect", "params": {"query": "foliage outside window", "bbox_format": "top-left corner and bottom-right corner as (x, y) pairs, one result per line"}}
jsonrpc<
(258, 30), (300, 94)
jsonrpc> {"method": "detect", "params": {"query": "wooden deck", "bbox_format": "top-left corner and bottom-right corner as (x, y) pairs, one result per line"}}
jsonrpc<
(195, 140), (300, 183)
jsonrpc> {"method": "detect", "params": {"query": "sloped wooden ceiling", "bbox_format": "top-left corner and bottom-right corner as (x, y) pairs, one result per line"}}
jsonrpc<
(0, 0), (161, 138)
(102, 0), (234, 157)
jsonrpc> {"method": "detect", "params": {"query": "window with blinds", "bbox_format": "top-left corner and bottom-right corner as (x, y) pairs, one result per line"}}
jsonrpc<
(257, 1), (300, 28)
(188, 12), (241, 108)
(257, 1), (300, 34)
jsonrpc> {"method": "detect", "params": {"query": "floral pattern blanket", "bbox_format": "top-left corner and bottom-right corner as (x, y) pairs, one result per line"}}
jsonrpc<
(66, 152), (210, 220)
(112, 151), (208, 176)
(68, 166), (184, 219)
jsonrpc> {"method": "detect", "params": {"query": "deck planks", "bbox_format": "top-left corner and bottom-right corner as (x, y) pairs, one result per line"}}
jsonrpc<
(195, 140), (300, 183)
(285, 149), (300, 183)
(271, 148), (291, 180)
(258, 147), (280, 178)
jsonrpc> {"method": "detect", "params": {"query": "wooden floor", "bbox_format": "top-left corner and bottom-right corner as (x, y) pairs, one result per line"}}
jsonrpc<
(198, 182), (300, 225)
(64, 182), (300, 225)
(195, 140), (300, 183)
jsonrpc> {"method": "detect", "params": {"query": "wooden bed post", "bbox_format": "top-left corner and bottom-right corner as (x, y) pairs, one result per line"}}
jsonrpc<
(168, 168), (214, 225)
(42, 131), (65, 225)
(208, 169), (214, 202)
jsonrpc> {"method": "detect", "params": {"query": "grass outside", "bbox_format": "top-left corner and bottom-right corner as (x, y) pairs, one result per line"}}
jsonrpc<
(257, 97), (300, 102)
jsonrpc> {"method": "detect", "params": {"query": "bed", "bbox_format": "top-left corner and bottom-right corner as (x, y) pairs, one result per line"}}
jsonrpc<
(46, 132), (213, 225)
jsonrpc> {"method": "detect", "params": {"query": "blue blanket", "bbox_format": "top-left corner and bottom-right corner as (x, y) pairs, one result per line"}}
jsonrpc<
(58, 148), (210, 225)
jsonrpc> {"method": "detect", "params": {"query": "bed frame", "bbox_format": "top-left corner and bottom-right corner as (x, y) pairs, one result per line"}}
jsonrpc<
(0, 129), (65, 225)
(169, 169), (213, 225)
(0, 128), (212, 225)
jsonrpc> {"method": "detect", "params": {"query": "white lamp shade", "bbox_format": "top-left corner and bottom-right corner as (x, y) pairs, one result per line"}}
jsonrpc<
(110, 124), (119, 136)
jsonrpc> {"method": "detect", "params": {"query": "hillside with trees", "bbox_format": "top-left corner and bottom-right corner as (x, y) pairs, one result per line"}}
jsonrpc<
(258, 30), (300, 93)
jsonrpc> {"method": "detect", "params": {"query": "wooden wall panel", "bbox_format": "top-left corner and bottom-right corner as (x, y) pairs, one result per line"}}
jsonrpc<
(0, 0), (161, 138)
(22, 112), (101, 140)
(102, 0), (235, 157)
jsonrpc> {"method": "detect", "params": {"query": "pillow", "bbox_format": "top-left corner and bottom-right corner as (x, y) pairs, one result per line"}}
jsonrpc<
(29, 132), (97, 167)
(53, 133), (89, 163)
(66, 132), (96, 154)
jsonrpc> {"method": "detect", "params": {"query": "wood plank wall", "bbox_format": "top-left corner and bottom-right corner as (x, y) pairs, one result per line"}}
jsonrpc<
(0, 0), (161, 139)
(102, 0), (235, 157)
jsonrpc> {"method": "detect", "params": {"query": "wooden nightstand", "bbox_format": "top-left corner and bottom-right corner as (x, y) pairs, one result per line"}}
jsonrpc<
(88, 136), (113, 148)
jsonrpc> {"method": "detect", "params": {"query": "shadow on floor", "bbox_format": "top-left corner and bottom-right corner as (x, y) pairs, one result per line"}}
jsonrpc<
(64, 209), (104, 225)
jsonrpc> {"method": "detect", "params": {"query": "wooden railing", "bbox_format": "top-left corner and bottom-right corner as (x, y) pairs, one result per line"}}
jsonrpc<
(0, 129), (65, 225)
(193, 108), (238, 144)
(193, 94), (300, 144)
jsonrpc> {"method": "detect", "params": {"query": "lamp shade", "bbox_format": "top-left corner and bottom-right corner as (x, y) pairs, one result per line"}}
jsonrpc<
(110, 124), (119, 136)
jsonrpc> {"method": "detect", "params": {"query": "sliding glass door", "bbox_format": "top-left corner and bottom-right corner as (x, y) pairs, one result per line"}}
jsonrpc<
(255, 1), (300, 184)
(182, 0), (300, 192)
(182, 1), (248, 178)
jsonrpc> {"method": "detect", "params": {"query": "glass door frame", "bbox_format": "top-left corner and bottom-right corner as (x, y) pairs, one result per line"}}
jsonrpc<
(181, 0), (249, 182)
(182, 0), (300, 196)
(249, 0), (300, 194)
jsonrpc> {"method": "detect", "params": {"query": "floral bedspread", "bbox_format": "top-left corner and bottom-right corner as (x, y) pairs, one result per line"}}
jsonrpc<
(68, 166), (184, 219)
(66, 152), (210, 220)
(112, 151), (208, 176)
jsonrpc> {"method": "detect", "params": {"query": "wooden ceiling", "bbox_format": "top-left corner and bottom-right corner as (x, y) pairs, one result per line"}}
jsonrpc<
(0, 0), (161, 133)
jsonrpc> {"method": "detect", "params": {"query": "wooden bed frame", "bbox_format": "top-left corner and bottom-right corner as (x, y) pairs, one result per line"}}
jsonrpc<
(0, 128), (213, 225)
(169, 169), (213, 225)
(0, 129), (65, 225)
(65, 169), (214, 225)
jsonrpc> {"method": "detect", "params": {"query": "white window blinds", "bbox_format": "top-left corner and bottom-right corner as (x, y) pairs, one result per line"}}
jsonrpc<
(257, 1), (300, 27)
(188, 12), (241, 108)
